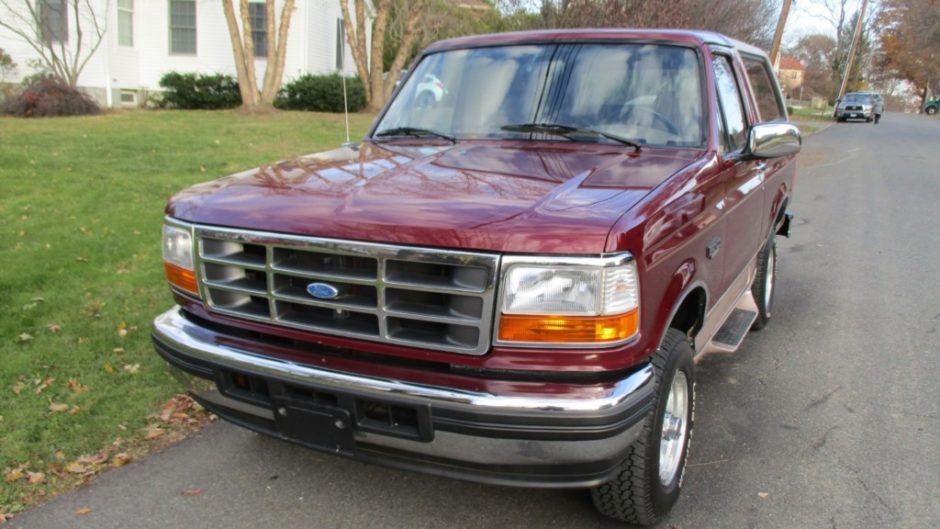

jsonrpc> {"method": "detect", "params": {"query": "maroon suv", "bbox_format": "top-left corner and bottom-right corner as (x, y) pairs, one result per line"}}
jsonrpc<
(154, 29), (800, 524)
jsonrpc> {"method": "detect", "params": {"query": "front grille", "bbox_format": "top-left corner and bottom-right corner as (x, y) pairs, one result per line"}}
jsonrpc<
(193, 225), (500, 355)
(846, 105), (862, 111)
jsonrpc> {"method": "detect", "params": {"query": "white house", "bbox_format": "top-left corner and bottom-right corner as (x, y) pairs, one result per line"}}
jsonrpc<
(0, 0), (367, 107)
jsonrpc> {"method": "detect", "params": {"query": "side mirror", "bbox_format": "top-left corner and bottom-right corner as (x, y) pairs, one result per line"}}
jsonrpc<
(743, 122), (801, 159)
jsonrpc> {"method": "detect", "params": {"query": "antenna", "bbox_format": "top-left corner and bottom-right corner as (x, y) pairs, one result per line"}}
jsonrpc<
(342, 74), (351, 146)
(338, 18), (352, 147)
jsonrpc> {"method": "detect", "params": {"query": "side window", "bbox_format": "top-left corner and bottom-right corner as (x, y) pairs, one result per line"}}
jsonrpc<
(712, 55), (747, 152)
(743, 57), (785, 122)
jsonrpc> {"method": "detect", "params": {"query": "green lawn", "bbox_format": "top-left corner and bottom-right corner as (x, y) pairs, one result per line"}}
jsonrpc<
(789, 105), (835, 122)
(0, 109), (376, 514)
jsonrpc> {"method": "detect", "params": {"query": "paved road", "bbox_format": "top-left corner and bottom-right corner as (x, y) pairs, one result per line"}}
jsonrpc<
(12, 112), (940, 529)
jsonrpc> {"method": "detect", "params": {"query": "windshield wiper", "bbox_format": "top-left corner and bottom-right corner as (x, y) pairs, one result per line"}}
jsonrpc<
(373, 126), (456, 143)
(501, 123), (641, 151)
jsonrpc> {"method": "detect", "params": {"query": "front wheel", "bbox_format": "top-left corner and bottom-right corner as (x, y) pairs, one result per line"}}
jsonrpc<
(926, 106), (938, 115)
(591, 329), (695, 525)
(751, 235), (776, 330)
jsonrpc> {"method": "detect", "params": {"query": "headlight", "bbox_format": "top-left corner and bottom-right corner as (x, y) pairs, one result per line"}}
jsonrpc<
(496, 254), (639, 346)
(162, 223), (198, 295)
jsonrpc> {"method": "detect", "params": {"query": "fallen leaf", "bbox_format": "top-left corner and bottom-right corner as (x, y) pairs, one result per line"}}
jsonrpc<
(68, 406), (81, 415)
(76, 451), (109, 466)
(181, 488), (202, 496)
(46, 323), (62, 333)
(77, 337), (89, 345)
(15, 333), (33, 343)
(0, 512), (11, 523)
(79, 226), (91, 235)
(11, 382), (26, 395)
(111, 453), (131, 468)
(75, 507), (92, 516)
(75, 256), (88, 263)
(102, 362), (115, 375)
(122, 363), (140, 374)
(64, 462), (87, 474)
(143, 425), (164, 440)
(112, 347), (125, 354)
(54, 451), (66, 461)
(4, 468), (24, 483)
(48, 402), (70, 413)
(66, 379), (88, 393)
(34, 377), (54, 394)
(26, 471), (45, 485)
(758, 492), (769, 499)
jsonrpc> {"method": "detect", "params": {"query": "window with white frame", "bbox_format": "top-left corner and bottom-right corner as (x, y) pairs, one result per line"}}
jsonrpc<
(248, 2), (267, 58)
(40, 0), (68, 43)
(118, 0), (133, 47)
(169, 0), (196, 54)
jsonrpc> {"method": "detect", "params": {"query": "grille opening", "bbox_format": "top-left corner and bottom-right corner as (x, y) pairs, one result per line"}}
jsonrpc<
(207, 290), (270, 317)
(356, 399), (421, 438)
(283, 385), (340, 408)
(272, 274), (377, 308)
(385, 260), (488, 291)
(273, 248), (377, 280)
(203, 263), (267, 293)
(221, 370), (271, 406)
(201, 239), (266, 267)
(385, 288), (483, 320)
(276, 301), (380, 336)
(387, 317), (480, 349)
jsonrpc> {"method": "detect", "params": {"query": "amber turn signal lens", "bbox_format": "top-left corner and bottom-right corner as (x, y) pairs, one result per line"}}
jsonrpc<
(164, 262), (198, 295)
(498, 309), (639, 344)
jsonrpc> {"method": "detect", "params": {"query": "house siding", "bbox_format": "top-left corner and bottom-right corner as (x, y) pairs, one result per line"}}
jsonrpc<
(0, 0), (366, 106)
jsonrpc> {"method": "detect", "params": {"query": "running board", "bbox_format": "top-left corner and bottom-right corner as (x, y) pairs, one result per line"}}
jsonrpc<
(700, 291), (759, 355)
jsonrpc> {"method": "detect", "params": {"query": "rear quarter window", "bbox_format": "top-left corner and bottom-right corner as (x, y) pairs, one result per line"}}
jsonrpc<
(742, 57), (785, 122)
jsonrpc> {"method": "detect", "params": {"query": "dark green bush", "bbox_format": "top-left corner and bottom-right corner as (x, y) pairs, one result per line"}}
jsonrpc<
(158, 72), (241, 109)
(275, 74), (365, 113)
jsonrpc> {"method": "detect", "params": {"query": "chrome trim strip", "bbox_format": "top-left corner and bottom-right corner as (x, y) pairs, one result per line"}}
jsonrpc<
(154, 306), (653, 415)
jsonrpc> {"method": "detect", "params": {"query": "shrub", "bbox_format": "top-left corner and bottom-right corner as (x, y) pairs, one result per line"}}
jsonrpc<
(1, 78), (99, 117)
(276, 74), (365, 113)
(158, 72), (241, 109)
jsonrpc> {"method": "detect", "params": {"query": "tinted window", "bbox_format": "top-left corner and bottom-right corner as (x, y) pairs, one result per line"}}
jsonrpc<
(377, 44), (705, 148)
(743, 58), (784, 122)
(712, 56), (747, 151)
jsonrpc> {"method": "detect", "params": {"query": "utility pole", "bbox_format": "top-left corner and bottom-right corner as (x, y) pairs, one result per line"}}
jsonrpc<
(769, 0), (793, 66)
(837, 0), (869, 100)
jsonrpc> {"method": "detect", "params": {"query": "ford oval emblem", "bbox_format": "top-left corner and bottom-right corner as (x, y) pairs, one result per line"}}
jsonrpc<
(306, 282), (340, 300)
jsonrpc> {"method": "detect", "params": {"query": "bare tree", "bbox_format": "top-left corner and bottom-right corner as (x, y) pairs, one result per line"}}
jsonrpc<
(340, 0), (424, 112)
(221, 0), (296, 111)
(0, 0), (109, 87)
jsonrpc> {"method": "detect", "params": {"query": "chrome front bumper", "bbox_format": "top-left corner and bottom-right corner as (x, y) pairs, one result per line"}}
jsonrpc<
(152, 306), (655, 488)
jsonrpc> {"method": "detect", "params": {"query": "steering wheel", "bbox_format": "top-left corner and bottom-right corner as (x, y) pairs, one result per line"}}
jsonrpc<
(624, 106), (680, 136)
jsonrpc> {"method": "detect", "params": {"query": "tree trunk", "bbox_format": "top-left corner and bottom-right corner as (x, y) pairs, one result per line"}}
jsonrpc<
(769, 0), (792, 66)
(339, 0), (372, 103)
(222, 0), (257, 107)
(366, 0), (391, 112)
(223, 0), (294, 111)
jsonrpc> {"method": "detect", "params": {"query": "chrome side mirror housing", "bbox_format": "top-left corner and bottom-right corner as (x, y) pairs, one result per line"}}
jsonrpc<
(744, 122), (801, 159)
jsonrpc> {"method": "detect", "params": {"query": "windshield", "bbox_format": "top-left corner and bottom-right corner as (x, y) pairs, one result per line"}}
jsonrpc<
(375, 43), (705, 148)
(844, 94), (873, 104)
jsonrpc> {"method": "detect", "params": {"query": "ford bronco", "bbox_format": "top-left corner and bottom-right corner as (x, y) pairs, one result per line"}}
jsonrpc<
(153, 29), (800, 524)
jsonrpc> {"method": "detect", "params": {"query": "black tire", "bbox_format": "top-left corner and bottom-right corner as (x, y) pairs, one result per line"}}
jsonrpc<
(591, 329), (695, 526)
(926, 106), (937, 115)
(750, 235), (776, 331)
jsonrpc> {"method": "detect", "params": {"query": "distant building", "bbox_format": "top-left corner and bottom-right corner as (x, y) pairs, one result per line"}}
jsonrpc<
(777, 56), (805, 94)
(0, 0), (369, 107)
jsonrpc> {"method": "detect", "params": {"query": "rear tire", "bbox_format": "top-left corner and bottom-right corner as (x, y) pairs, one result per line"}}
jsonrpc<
(751, 235), (776, 331)
(591, 329), (695, 525)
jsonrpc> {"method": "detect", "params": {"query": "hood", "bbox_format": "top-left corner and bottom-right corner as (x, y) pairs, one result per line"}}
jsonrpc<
(168, 141), (701, 254)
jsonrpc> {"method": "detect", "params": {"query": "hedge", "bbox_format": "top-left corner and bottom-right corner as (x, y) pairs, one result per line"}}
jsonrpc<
(158, 72), (241, 109)
(275, 74), (365, 113)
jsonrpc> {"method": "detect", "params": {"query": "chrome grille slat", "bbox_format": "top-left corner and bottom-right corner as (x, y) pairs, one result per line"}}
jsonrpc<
(194, 226), (499, 355)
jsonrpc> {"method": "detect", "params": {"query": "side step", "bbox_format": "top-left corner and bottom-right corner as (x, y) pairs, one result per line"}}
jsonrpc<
(700, 291), (759, 355)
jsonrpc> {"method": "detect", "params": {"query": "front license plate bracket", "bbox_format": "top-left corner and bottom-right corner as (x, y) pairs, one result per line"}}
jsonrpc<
(271, 398), (355, 456)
